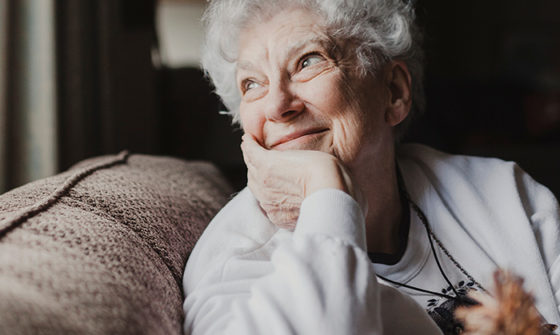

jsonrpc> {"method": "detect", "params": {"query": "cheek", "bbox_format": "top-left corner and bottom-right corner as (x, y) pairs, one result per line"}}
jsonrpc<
(306, 74), (348, 116)
(240, 104), (266, 143)
(318, 75), (367, 162)
(331, 111), (365, 163)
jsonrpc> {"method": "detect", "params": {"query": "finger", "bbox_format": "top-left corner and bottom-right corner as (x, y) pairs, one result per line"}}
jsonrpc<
(242, 133), (270, 157)
(241, 142), (258, 172)
(241, 134), (265, 169)
(242, 133), (265, 147)
(241, 133), (265, 153)
(268, 207), (299, 230)
(246, 169), (259, 195)
(242, 148), (256, 171)
(247, 169), (269, 203)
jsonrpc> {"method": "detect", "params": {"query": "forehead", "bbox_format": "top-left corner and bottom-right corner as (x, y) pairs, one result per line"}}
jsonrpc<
(236, 8), (329, 66)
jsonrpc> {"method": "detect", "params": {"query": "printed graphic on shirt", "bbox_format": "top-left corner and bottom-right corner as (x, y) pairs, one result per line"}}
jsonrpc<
(426, 280), (479, 335)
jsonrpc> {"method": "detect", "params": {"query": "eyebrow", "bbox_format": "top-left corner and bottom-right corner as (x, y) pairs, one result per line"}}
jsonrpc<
(237, 60), (258, 72)
(284, 35), (332, 60)
(236, 35), (334, 74)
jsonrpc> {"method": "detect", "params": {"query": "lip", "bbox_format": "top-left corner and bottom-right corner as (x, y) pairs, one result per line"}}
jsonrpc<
(269, 128), (329, 149)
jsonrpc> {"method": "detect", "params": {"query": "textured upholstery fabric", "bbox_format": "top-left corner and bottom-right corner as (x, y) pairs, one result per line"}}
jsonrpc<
(0, 153), (232, 335)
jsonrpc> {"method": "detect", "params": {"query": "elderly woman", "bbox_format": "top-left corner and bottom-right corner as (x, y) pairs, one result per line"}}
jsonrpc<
(183, 0), (560, 334)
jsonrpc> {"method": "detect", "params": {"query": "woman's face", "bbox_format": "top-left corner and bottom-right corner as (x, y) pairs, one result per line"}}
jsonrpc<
(236, 7), (395, 167)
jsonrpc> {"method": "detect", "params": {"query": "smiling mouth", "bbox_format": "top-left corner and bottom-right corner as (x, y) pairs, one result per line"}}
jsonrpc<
(270, 128), (329, 149)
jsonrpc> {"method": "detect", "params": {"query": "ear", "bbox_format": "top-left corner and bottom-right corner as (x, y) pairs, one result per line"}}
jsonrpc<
(384, 61), (412, 127)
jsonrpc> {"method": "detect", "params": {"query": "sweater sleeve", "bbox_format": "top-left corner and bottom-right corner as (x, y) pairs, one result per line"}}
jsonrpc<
(183, 189), (441, 335)
(526, 172), (560, 318)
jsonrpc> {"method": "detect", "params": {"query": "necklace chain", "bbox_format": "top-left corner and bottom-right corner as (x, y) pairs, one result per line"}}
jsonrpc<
(382, 178), (558, 333)
(405, 195), (487, 294)
(375, 172), (486, 299)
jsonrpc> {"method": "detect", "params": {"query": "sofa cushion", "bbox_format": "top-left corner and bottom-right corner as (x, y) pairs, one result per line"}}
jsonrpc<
(0, 152), (232, 335)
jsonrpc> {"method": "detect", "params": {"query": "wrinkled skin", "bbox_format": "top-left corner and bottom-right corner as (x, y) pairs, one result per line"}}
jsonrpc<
(237, 7), (411, 249)
(242, 133), (361, 229)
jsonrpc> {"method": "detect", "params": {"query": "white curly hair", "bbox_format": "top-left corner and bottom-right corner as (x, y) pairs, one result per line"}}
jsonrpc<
(201, 0), (424, 138)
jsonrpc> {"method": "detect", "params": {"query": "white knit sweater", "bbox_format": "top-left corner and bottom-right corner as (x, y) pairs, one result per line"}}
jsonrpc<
(183, 144), (560, 334)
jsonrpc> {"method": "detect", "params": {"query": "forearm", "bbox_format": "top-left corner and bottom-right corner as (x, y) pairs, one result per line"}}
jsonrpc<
(184, 190), (440, 335)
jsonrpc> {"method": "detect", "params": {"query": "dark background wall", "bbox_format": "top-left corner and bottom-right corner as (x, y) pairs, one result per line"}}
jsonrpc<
(408, 0), (560, 196)
(56, 0), (160, 170)
(55, 0), (560, 195)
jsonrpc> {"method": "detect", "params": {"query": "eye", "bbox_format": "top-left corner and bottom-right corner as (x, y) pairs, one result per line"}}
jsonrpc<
(242, 79), (261, 93)
(300, 53), (324, 69)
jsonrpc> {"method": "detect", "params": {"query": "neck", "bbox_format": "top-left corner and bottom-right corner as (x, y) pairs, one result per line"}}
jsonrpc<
(350, 143), (404, 255)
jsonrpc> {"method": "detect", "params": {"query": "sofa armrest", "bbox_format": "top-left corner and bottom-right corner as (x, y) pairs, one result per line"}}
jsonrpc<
(0, 152), (232, 335)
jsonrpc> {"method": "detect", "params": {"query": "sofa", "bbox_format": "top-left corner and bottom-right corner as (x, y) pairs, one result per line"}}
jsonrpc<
(0, 152), (233, 334)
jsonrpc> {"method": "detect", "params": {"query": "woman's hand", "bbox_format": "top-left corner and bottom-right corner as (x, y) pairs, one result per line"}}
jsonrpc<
(241, 134), (363, 229)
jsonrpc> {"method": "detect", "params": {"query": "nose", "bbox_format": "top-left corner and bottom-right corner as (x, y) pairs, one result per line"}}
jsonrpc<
(263, 82), (304, 122)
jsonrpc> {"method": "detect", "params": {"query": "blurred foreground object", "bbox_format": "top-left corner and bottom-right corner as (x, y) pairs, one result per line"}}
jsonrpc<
(455, 270), (558, 335)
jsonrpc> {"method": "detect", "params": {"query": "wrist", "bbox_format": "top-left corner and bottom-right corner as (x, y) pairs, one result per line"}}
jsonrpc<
(304, 158), (350, 197)
(304, 158), (367, 215)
